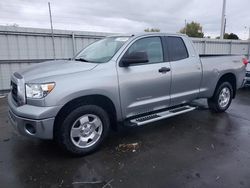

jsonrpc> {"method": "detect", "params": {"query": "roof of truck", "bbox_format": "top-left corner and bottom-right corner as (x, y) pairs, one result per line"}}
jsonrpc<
(108, 32), (187, 38)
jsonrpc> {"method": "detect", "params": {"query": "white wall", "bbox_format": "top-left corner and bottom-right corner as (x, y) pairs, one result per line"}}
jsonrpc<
(0, 26), (249, 91)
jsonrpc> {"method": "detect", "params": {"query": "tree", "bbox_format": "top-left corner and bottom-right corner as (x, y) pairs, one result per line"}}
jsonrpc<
(6, 23), (19, 27)
(144, 28), (160, 32)
(225, 33), (239, 40)
(180, 21), (204, 38)
(216, 33), (239, 40)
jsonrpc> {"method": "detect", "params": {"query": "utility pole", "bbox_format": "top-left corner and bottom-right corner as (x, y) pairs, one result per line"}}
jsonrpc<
(248, 27), (250, 40)
(248, 27), (250, 59)
(224, 18), (226, 36)
(48, 2), (56, 59)
(220, 0), (226, 39)
(184, 19), (187, 34)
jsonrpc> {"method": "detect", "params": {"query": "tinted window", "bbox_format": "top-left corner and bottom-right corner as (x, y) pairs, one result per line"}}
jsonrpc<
(167, 37), (188, 61)
(126, 37), (163, 64)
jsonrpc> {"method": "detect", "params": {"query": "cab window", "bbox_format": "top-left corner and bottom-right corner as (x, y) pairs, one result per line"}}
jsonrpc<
(125, 37), (164, 64)
(167, 37), (189, 61)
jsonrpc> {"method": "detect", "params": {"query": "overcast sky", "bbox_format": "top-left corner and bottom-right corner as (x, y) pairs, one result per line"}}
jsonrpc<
(0, 0), (249, 39)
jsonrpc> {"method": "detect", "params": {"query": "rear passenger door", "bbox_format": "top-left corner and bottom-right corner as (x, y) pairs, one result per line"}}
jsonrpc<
(165, 36), (202, 106)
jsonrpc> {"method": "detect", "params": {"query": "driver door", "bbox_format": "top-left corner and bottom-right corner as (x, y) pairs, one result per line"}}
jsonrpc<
(117, 36), (172, 118)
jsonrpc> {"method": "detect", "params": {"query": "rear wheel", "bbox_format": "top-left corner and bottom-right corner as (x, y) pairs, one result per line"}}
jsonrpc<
(207, 82), (233, 113)
(55, 105), (110, 156)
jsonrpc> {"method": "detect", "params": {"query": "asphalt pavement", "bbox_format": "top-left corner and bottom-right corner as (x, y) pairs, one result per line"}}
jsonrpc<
(0, 88), (250, 188)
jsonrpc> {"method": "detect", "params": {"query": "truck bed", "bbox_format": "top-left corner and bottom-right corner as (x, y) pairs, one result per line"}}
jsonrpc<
(199, 54), (243, 57)
(198, 54), (246, 98)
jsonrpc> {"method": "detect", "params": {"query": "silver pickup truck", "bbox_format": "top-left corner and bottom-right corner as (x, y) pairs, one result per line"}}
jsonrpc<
(8, 33), (247, 155)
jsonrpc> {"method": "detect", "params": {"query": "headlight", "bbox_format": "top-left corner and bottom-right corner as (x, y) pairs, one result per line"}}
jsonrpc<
(25, 83), (55, 99)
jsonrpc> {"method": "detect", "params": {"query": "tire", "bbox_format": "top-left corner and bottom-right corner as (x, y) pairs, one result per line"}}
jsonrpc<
(55, 105), (110, 156)
(207, 82), (233, 113)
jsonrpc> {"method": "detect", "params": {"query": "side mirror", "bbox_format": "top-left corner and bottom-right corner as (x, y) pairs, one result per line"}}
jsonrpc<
(121, 51), (149, 67)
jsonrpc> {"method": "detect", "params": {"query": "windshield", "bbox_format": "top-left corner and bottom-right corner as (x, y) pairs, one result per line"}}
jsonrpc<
(75, 37), (130, 63)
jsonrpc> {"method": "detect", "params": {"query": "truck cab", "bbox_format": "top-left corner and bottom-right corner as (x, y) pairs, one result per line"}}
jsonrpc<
(117, 34), (202, 118)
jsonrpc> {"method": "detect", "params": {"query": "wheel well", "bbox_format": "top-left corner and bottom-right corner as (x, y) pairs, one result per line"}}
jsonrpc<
(54, 95), (117, 137)
(217, 73), (236, 98)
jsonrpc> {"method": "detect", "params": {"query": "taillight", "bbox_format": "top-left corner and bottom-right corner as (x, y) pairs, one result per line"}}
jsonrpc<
(243, 58), (249, 65)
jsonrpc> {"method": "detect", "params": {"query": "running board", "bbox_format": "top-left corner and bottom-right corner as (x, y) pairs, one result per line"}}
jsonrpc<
(129, 105), (196, 126)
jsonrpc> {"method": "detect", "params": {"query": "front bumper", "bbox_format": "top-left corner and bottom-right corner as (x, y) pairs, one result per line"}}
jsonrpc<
(8, 94), (62, 139)
(8, 108), (55, 139)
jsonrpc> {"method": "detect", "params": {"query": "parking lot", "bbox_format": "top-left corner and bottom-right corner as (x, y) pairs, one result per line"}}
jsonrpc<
(0, 88), (250, 188)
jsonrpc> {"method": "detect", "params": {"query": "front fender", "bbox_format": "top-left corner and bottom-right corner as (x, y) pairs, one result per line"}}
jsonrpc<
(44, 63), (122, 120)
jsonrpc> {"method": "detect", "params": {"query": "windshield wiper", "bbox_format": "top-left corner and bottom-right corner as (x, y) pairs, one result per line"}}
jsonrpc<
(75, 57), (90, 62)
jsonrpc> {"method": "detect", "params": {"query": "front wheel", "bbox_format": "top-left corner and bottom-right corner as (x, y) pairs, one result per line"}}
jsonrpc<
(207, 82), (233, 113)
(55, 105), (110, 156)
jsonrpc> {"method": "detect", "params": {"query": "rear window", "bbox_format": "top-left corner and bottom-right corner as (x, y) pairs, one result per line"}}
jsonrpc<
(167, 37), (188, 61)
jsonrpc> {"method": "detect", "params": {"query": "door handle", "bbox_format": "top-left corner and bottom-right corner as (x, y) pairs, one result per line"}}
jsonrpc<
(158, 67), (171, 73)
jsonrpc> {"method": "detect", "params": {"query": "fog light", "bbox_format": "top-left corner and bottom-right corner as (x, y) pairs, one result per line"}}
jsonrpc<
(25, 123), (36, 135)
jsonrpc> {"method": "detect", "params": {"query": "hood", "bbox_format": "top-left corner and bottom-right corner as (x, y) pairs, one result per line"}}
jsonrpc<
(20, 60), (98, 82)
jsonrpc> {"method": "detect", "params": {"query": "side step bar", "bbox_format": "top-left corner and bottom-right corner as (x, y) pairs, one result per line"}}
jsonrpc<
(129, 105), (196, 126)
